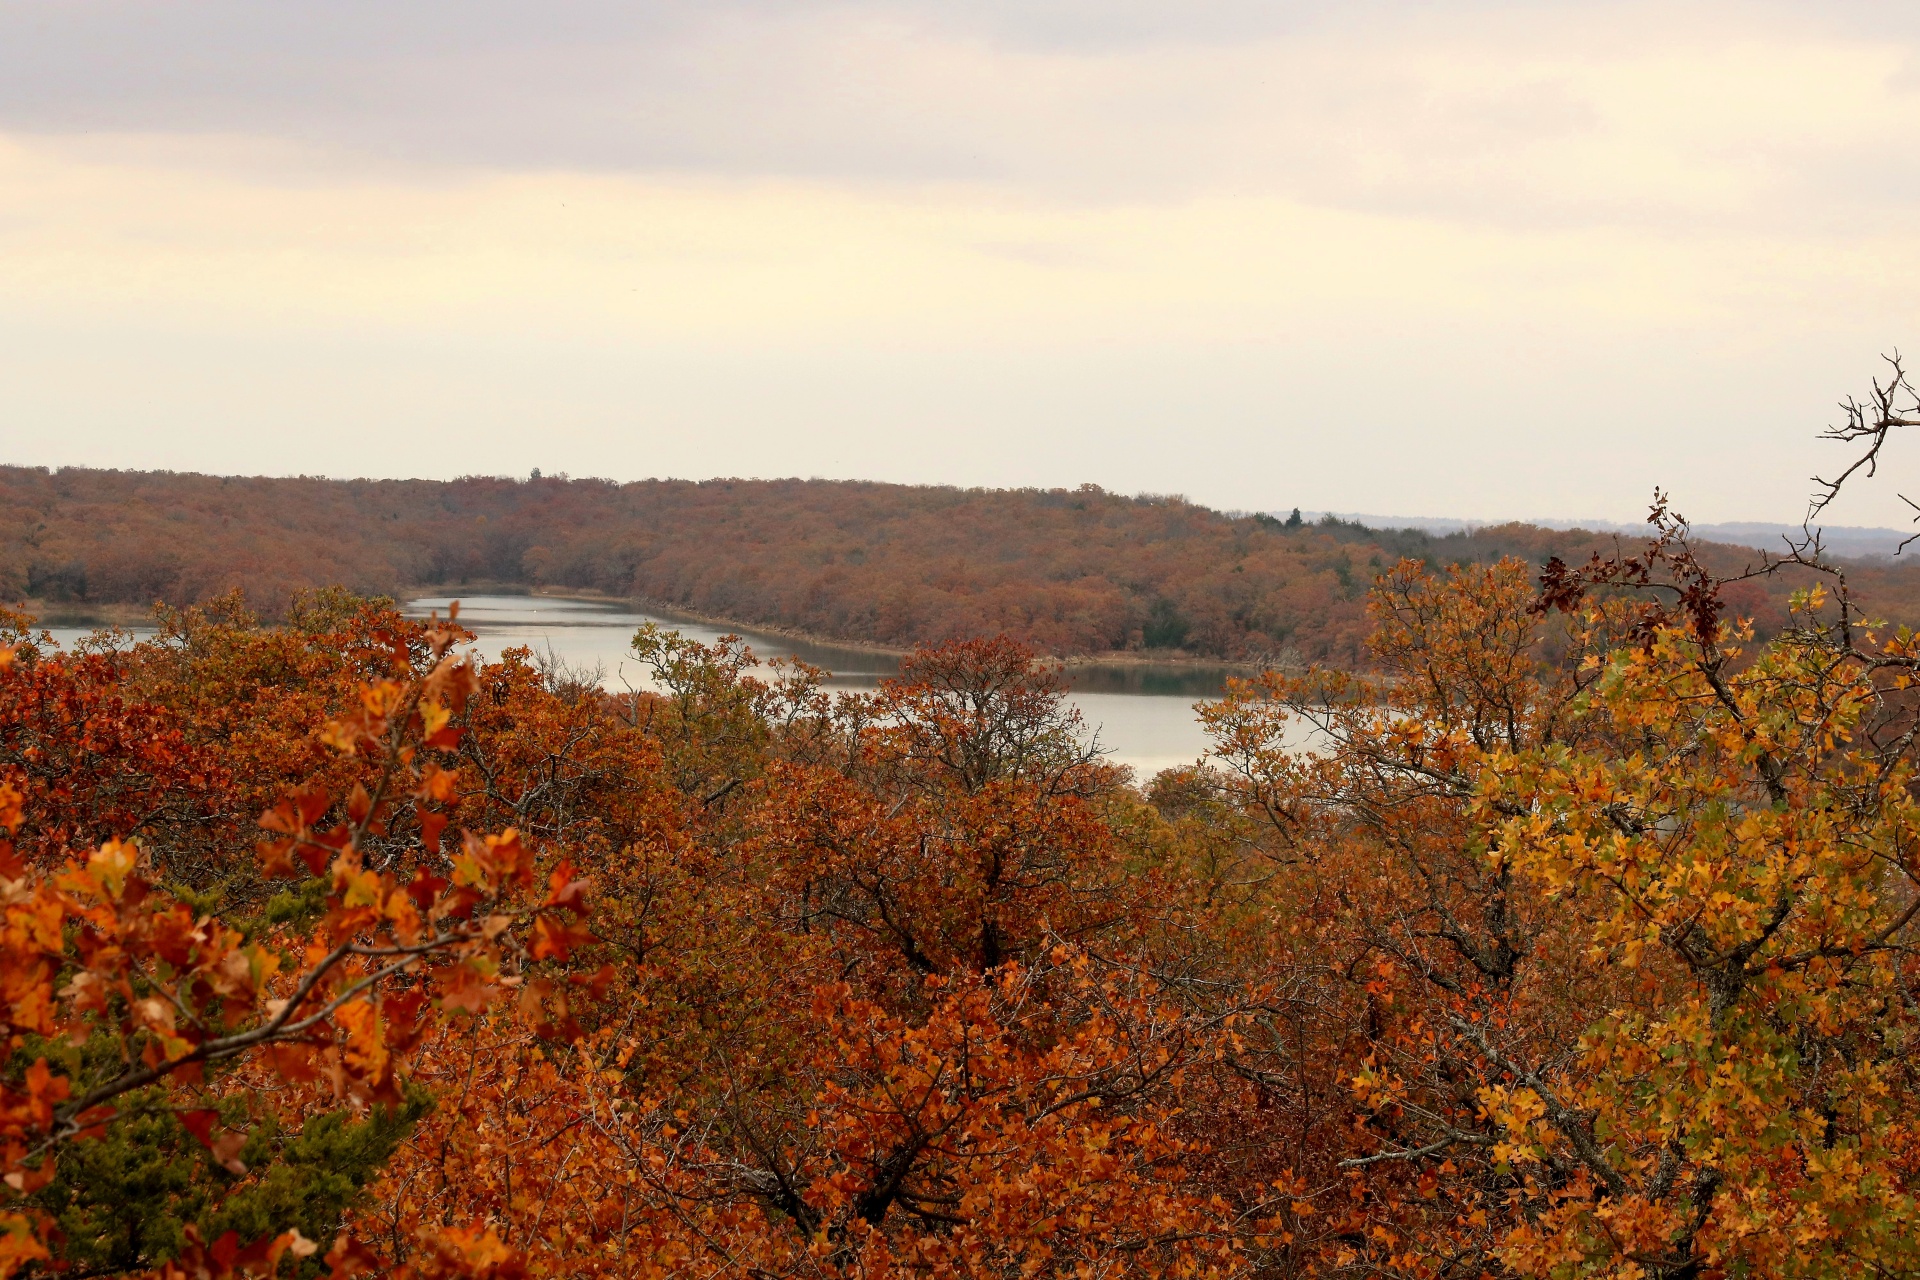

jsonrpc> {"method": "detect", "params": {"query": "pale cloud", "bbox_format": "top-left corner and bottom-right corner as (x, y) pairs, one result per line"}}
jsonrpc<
(8, 132), (1896, 343)
(4, 0), (1914, 226)
(1, 0), (1918, 528)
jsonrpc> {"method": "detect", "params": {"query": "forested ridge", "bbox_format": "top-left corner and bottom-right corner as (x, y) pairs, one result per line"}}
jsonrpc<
(8, 516), (1920, 1277)
(8, 464), (1919, 663)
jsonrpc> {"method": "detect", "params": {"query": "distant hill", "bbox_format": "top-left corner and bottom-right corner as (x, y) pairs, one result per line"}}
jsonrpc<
(9, 465), (1920, 664)
(1661, 522), (1916, 559)
(1302, 512), (1919, 559)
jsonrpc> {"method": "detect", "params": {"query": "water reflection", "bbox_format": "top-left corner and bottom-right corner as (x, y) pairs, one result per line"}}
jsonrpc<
(402, 596), (901, 690)
(1059, 663), (1239, 698)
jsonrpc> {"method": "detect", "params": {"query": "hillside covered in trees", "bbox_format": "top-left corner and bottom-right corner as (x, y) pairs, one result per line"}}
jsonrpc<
(7, 541), (1920, 1278)
(7, 464), (1916, 664)
(12, 368), (1920, 1277)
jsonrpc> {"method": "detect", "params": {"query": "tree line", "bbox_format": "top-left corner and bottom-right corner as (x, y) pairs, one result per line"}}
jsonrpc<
(8, 466), (1916, 663)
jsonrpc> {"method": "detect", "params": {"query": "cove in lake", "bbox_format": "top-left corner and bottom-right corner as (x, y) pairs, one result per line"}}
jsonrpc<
(401, 596), (1240, 778)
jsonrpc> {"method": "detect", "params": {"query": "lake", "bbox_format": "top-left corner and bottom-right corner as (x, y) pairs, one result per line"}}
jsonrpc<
(399, 595), (1237, 778)
(39, 595), (1251, 778)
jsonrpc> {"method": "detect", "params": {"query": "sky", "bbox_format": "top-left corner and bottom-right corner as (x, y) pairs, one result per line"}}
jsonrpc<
(3, 0), (1920, 527)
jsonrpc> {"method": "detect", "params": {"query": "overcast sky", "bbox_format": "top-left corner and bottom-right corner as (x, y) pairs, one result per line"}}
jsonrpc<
(3, 0), (1919, 526)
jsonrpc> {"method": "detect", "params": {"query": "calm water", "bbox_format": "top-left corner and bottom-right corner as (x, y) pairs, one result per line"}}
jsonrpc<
(41, 596), (1252, 778)
(401, 596), (1238, 778)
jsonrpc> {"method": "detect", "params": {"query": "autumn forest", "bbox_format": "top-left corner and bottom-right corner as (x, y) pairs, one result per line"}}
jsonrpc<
(10, 370), (1920, 1280)
(12, 465), (1920, 667)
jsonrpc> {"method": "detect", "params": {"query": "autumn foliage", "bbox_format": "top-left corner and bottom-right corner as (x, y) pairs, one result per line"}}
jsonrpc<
(13, 467), (1920, 663)
(9, 421), (1920, 1277)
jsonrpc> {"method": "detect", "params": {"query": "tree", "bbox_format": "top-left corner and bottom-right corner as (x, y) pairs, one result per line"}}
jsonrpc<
(1188, 362), (1920, 1276)
(0, 607), (589, 1277)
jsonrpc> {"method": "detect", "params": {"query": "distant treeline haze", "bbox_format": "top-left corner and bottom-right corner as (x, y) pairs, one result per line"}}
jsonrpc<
(4, 466), (1908, 662)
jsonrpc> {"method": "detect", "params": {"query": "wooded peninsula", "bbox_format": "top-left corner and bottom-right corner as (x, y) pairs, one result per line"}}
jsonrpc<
(7, 465), (1913, 663)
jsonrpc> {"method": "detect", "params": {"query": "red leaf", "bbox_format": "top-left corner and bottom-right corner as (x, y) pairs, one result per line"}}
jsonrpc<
(177, 1108), (246, 1172)
(541, 862), (592, 914)
(323, 1233), (384, 1280)
(529, 914), (574, 963)
(297, 839), (332, 877)
(569, 963), (619, 1001)
(260, 786), (330, 834)
(265, 1043), (326, 1086)
(406, 869), (449, 910)
(178, 1108), (220, 1147)
(438, 884), (484, 922)
(256, 838), (302, 879)
(211, 1229), (241, 1270)
(383, 988), (431, 1054)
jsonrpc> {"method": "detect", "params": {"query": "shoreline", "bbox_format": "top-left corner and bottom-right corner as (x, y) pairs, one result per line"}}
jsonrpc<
(15, 600), (160, 630)
(517, 589), (1265, 676)
(1053, 650), (1265, 674)
(23, 586), (1272, 678)
(396, 585), (918, 660)
(614, 595), (916, 659)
